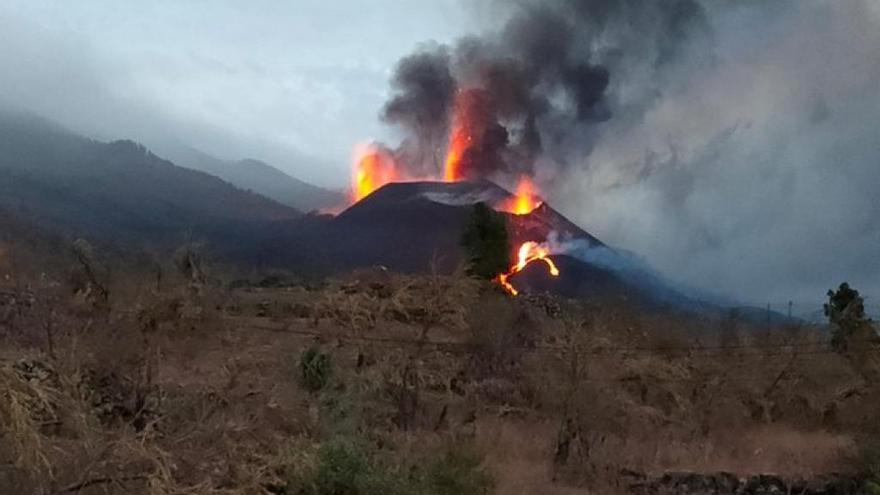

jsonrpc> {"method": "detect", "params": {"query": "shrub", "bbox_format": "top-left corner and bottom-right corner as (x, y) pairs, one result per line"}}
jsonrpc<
(287, 440), (404, 495)
(312, 441), (371, 495)
(300, 348), (332, 393)
(422, 446), (494, 495)
(859, 437), (880, 494)
(284, 439), (493, 495)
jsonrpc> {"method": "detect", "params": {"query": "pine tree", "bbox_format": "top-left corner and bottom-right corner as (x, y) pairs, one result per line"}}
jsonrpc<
(461, 203), (510, 279)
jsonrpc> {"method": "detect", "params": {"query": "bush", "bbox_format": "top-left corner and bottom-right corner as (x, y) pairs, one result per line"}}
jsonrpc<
(312, 441), (371, 495)
(284, 439), (493, 495)
(859, 437), (880, 494)
(422, 446), (494, 495)
(300, 348), (332, 393)
(288, 440), (404, 495)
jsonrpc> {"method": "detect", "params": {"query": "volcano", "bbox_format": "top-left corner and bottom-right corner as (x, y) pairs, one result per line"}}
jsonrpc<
(253, 180), (694, 309)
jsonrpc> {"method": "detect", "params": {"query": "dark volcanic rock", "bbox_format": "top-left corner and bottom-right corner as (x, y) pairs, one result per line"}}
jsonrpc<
(278, 180), (606, 275)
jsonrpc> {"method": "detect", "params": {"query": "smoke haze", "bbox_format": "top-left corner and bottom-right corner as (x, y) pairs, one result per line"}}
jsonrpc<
(377, 0), (880, 306)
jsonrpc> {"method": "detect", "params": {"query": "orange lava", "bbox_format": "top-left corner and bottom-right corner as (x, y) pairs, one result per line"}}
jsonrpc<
(443, 130), (468, 182)
(443, 92), (471, 182)
(497, 176), (542, 215)
(443, 88), (494, 182)
(351, 144), (400, 202)
(495, 241), (560, 296)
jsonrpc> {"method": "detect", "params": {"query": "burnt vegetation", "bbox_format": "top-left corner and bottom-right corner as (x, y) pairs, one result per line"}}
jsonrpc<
(1, 228), (880, 494)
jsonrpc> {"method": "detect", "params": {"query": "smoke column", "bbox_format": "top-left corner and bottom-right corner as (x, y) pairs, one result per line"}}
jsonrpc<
(376, 0), (880, 303)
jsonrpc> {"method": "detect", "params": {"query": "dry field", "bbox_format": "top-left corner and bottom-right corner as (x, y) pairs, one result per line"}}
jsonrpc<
(1, 263), (878, 494)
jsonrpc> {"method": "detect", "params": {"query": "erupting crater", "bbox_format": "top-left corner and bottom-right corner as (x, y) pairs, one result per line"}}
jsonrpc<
(344, 107), (602, 297)
(340, 175), (601, 297)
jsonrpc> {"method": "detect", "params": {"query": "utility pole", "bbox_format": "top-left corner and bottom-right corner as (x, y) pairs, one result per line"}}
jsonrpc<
(788, 300), (793, 320)
(766, 303), (771, 324)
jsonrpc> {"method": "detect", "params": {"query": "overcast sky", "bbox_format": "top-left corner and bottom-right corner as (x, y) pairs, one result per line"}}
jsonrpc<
(0, 0), (478, 186)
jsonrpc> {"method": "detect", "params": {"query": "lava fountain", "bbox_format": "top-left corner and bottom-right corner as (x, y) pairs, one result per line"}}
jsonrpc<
(349, 87), (563, 296)
(351, 144), (402, 202)
(443, 91), (472, 182)
(497, 176), (542, 215)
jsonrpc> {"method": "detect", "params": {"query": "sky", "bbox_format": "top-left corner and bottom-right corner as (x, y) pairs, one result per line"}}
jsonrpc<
(0, 0), (477, 186)
(1, 0), (878, 309)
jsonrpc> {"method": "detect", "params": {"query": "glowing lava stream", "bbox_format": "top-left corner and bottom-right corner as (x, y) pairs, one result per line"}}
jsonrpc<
(495, 241), (560, 296)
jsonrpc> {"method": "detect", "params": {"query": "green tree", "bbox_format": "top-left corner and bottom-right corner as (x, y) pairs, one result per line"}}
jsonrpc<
(824, 282), (873, 351)
(461, 203), (511, 279)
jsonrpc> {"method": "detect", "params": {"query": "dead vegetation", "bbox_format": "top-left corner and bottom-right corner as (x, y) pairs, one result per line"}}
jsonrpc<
(1, 251), (879, 494)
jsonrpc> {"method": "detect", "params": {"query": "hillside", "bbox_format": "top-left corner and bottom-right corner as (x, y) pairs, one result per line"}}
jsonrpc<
(0, 110), (300, 245)
(158, 144), (344, 212)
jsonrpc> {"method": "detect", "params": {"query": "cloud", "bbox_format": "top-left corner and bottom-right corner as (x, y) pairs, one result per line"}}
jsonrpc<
(0, 1), (474, 185)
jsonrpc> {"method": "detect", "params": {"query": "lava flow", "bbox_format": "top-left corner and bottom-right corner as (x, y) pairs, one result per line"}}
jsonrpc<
(351, 144), (401, 202)
(497, 176), (542, 215)
(495, 241), (560, 296)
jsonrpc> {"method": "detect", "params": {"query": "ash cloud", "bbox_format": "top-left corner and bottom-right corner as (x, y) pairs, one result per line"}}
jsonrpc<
(382, 0), (880, 306)
(381, 0), (707, 179)
(381, 45), (456, 176)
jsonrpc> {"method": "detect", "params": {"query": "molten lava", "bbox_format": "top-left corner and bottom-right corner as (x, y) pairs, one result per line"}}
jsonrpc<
(443, 129), (468, 182)
(351, 144), (401, 202)
(498, 176), (542, 215)
(443, 92), (472, 182)
(443, 88), (501, 182)
(495, 241), (560, 296)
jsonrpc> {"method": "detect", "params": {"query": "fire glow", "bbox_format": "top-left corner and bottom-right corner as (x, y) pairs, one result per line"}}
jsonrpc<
(443, 88), (495, 182)
(349, 88), (562, 297)
(497, 176), (542, 215)
(443, 95), (470, 182)
(495, 241), (560, 296)
(351, 144), (401, 202)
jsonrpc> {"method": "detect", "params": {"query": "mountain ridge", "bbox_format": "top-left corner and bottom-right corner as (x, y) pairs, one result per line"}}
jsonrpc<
(0, 109), (300, 245)
(154, 144), (345, 212)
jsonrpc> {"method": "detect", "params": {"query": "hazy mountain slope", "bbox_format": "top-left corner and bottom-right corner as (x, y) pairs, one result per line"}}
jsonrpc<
(159, 145), (344, 212)
(0, 110), (299, 244)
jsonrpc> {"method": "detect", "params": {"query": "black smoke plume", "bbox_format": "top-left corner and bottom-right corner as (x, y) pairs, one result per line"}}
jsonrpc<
(379, 0), (708, 181)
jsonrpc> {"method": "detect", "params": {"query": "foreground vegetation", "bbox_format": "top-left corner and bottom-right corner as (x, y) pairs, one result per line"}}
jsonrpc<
(1, 242), (879, 494)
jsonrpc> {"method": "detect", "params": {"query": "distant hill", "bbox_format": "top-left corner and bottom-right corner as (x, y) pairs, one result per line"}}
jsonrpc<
(158, 145), (345, 212)
(0, 109), (300, 245)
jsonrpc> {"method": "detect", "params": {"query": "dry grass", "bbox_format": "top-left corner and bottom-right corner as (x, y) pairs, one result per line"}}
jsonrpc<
(0, 261), (877, 494)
